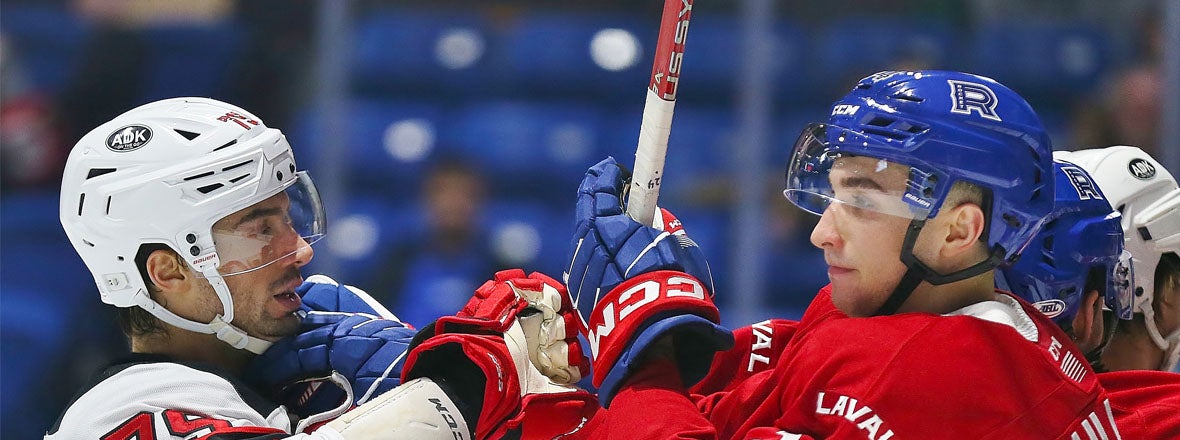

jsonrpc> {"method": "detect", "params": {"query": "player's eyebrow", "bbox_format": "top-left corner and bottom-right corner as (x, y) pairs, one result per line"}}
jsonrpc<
(838, 176), (886, 191)
(229, 207), (282, 229)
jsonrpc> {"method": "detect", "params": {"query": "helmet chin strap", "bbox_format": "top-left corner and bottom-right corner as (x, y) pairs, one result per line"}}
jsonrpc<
(133, 269), (273, 355)
(203, 268), (273, 354)
(1139, 300), (1179, 354)
(873, 219), (1004, 316)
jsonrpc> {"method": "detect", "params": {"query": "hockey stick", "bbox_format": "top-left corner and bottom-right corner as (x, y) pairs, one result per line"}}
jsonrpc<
(625, 0), (694, 226)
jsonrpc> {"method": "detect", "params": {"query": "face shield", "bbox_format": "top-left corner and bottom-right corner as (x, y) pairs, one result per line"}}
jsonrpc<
(211, 171), (325, 276)
(784, 124), (937, 221)
(1106, 250), (1135, 320)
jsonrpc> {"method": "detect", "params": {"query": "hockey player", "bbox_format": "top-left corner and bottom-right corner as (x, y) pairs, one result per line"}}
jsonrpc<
(996, 159), (1134, 365)
(566, 71), (1123, 438)
(48, 97), (591, 439)
(1055, 146), (1180, 440)
(1058, 146), (1180, 373)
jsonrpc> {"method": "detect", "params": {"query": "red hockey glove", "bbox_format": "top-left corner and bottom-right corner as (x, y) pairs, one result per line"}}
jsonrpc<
(402, 269), (597, 440)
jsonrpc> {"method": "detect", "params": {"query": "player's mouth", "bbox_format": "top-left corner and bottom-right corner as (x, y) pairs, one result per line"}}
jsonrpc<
(273, 290), (302, 313)
(827, 265), (854, 278)
(272, 275), (304, 314)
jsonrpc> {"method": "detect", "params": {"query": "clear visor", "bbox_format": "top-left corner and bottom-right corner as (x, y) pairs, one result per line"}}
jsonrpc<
(1106, 250), (1135, 320)
(784, 124), (934, 220)
(212, 171), (325, 276)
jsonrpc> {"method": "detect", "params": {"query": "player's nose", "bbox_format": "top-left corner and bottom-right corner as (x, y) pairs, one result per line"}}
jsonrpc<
(810, 207), (842, 250)
(291, 236), (314, 268)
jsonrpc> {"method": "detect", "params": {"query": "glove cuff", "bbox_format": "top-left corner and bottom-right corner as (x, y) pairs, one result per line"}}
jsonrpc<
(402, 332), (522, 439)
(585, 271), (729, 399)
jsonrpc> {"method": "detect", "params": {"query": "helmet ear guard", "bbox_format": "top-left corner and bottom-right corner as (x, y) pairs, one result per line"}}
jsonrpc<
(60, 97), (325, 353)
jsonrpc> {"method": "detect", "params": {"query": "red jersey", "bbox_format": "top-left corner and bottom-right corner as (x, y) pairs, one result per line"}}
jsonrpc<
(592, 285), (1121, 440)
(1098, 369), (1180, 439)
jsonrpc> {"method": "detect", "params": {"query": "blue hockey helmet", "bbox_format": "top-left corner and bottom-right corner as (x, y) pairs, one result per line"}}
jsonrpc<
(998, 160), (1134, 328)
(784, 71), (1056, 315)
(786, 70), (1054, 264)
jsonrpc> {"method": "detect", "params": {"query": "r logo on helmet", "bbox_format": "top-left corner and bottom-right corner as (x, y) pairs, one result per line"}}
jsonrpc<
(106, 125), (153, 152)
(1062, 165), (1103, 201)
(948, 80), (1002, 122)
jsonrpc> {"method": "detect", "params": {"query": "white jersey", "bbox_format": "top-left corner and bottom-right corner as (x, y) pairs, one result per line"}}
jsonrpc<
(46, 354), (312, 439)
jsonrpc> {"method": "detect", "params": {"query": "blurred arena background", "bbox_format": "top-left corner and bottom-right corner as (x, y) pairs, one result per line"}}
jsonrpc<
(2, 0), (1177, 436)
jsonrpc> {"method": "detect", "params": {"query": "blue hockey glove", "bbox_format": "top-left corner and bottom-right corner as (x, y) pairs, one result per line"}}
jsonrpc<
(245, 276), (413, 423)
(247, 312), (415, 417)
(563, 156), (733, 407)
(298, 274), (403, 323)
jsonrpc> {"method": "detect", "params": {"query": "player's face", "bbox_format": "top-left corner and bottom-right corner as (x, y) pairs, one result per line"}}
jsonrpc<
(810, 156), (913, 317)
(211, 192), (314, 340)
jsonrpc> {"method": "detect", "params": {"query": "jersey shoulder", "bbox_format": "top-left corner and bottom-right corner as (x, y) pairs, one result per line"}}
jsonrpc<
(781, 305), (1106, 438)
(46, 355), (288, 438)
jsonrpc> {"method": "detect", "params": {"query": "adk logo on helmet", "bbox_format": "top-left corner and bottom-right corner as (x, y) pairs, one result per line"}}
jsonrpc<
(106, 125), (153, 152)
(1128, 158), (1156, 180)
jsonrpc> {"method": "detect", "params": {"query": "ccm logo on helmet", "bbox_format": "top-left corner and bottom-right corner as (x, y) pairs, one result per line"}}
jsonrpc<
(1128, 158), (1156, 180)
(106, 125), (153, 152)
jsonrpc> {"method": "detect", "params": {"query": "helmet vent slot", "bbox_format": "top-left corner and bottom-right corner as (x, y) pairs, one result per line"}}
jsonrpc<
(1060, 286), (1077, 298)
(86, 168), (116, 179)
(174, 129), (201, 141)
(77, 194), (86, 216)
(892, 94), (924, 103)
(105, 196), (112, 215)
(860, 126), (910, 141)
(229, 174), (251, 183)
(183, 171), (215, 181)
(1138, 226), (1152, 241)
(197, 183), (224, 194)
(222, 160), (254, 172)
(213, 139), (238, 152)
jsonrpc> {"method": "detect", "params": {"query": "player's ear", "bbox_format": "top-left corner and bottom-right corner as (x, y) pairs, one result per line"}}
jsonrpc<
(939, 201), (987, 259)
(1071, 290), (1102, 350)
(146, 249), (190, 293)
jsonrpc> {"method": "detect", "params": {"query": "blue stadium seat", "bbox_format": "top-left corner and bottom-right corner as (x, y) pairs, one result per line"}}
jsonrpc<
(811, 17), (959, 99)
(139, 22), (244, 103)
(305, 194), (427, 285)
(1, 191), (97, 438)
(969, 21), (1112, 102)
(0, 4), (91, 94)
(501, 13), (649, 100)
(603, 105), (736, 205)
(679, 16), (808, 102)
(483, 199), (572, 277)
(1, 288), (71, 440)
(288, 99), (446, 198)
(351, 10), (492, 98)
(440, 100), (606, 200)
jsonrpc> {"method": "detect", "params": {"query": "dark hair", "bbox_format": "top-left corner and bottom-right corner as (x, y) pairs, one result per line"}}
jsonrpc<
(1157, 252), (1180, 298)
(119, 243), (172, 338)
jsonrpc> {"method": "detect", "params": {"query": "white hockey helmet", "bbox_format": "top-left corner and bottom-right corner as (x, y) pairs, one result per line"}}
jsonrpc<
(1055, 146), (1180, 367)
(59, 97), (326, 354)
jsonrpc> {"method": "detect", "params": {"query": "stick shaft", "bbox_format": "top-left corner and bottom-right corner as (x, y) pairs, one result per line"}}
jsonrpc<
(626, 0), (693, 225)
